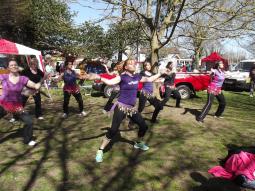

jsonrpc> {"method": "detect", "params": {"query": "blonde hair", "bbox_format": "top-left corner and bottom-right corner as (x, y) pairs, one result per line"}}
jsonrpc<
(30, 58), (39, 67)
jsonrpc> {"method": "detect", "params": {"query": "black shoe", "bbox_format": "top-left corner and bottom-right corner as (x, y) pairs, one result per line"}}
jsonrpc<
(151, 119), (159, 124)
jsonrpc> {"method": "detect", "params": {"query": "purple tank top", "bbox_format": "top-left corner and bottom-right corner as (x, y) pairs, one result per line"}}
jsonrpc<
(63, 70), (77, 85)
(118, 73), (142, 106)
(0, 74), (29, 103)
(140, 71), (153, 94)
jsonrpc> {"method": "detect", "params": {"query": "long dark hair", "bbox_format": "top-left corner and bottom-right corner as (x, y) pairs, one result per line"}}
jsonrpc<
(143, 61), (151, 71)
(213, 61), (220, 69)
(166, 61), (173, 69)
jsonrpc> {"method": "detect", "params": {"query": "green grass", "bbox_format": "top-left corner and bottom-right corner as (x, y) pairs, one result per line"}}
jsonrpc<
(0, 90), (254, 191)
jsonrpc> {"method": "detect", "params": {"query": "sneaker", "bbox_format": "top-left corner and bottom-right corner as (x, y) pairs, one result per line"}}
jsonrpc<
(62, 113), (68, 118)
(28, 140), (37, 146)
(38, 116), (44, 120)
(95, 150), (104, 163)
(214, 115), (224, 119)
(196, 119), (204, 125)
(102, 109), (108, 114)
(250, 94), (254, 97)
(79, 111), (88, 117)
(9, 118), (16, 123)
(134, 142), (149, 151)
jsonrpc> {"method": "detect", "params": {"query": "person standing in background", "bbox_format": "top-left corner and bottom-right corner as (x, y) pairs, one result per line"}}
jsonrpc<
(249, 66), (255, 97)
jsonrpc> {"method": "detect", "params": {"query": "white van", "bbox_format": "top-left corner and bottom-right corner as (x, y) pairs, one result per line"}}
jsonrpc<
(224, 59), (255, 90)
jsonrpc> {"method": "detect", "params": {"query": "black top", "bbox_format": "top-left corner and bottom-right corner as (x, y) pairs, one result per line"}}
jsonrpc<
(162, 72), (176, 86)
(21, 68), (44, 83)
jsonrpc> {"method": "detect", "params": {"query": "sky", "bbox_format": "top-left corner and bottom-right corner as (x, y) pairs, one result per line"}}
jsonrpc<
(69, 1), (253, 59)
(68, 1), (114, 29)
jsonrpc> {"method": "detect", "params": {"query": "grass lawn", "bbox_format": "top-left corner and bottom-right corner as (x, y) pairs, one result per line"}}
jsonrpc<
(0, 90), (254, 191)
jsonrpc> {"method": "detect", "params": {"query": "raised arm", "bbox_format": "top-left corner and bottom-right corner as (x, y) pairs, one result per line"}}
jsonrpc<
(140, 69), (166, 83)
(86, 73), (121, 85)
(27, 80), (41, 90)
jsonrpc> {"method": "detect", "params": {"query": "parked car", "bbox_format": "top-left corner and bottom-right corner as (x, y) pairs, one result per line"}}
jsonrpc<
(224, 59), (255, 91)
(92, 72), (211, 99)
(92, 73), (117, 97)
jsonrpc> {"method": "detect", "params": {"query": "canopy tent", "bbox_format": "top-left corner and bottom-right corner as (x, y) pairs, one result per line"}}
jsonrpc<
(201, 52), (228, 70)
(0, 39), (44, 71)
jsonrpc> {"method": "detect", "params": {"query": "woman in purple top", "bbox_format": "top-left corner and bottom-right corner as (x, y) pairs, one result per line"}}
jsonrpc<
(0, 58), (41, 146)
(138, 61), (162, 123)
(59, 61), (88, 118)
(86, 59), (165, 163)
(196, 61), (226, 122)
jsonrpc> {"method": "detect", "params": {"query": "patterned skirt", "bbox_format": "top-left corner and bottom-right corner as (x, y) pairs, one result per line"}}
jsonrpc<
(0, 100), (24, 113)
(207, 84), (222, 95)
(111, 101), (137, 116)
(140, 89), (154, 99)
(63, 84), (80, 94)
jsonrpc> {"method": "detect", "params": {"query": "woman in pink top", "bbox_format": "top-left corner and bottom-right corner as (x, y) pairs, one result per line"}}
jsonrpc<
(196, 61), (226, 123)
(0, 58), (41, 146)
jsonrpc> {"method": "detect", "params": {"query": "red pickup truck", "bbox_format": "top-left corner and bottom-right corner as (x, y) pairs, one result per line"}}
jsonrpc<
(92, 72), (211, 99)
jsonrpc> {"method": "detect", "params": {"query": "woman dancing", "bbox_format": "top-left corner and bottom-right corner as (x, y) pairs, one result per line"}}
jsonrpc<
(196, 61), (226, 123)
(60, 61), (88, 118)
(160, 61), (181, 109)
(86, 59), (165, 163)
(102, 63), (121, 112)
(0, 58), (41, 146)
(21, 58), (46, 120)
(137, 61), (162, 123)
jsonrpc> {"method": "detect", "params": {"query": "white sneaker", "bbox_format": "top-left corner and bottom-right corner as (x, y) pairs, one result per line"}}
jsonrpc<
(250, 94), (254, 97)
(28, 140), (37, 146)
(9, 118), (16, 123)
(38, 116), (44, 120)
(62, 113), (68, 118)
(102, 109), (107, 114)
(79, 111), (88, 117)
(214, 115), (224, 119)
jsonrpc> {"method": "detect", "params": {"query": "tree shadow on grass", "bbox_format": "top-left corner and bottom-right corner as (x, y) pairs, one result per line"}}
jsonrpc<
(190, 172), (241, 191)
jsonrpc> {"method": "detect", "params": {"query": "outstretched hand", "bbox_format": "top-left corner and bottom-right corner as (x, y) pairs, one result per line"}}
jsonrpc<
(35, 82), (41, 90)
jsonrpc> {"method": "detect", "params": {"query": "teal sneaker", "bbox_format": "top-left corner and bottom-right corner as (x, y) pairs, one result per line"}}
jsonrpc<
(134, 142), (149, 151)
(95, 150), (103, 163)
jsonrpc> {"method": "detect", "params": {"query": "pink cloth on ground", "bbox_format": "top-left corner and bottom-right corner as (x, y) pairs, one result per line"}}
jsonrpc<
(208, 151), (255, 181)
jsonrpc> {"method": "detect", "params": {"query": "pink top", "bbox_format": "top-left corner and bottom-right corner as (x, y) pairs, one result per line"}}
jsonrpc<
(0, 74), (29, 103)
(208, 151), (255, 181)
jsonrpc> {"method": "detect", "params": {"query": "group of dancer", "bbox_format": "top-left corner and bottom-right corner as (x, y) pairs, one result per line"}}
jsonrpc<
(0, 57), (227, 163)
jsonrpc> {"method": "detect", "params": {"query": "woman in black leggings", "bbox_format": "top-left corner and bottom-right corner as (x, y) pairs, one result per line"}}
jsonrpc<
(59, 61), (87, 118)
(137, 61), (162, 123)
(0, 59), (41, 146)
(160, 61), (181, 109)
(196, 61), (226, 123)
(86, 59), (166, 163)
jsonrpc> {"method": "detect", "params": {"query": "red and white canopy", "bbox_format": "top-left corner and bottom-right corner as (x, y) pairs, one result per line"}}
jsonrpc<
(0, 39), (44, 71)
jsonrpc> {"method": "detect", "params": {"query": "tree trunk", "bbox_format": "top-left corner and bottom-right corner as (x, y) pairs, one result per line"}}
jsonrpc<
(194, 47), (202, 70)
(151, 35), (159, 71)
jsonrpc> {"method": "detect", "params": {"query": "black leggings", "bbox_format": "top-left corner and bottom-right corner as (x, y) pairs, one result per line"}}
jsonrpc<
(0, 106), (33, 144)
(63, 91), (84, 114)
(161, 86), (181, 107)
(22, 92), (42, 118)
(197, 92), (226, 121)
(104, 91), (119, 111)
(138, 92), (161, 122)
(250, 80), (255, 95)
(106, 107), (148, 139)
